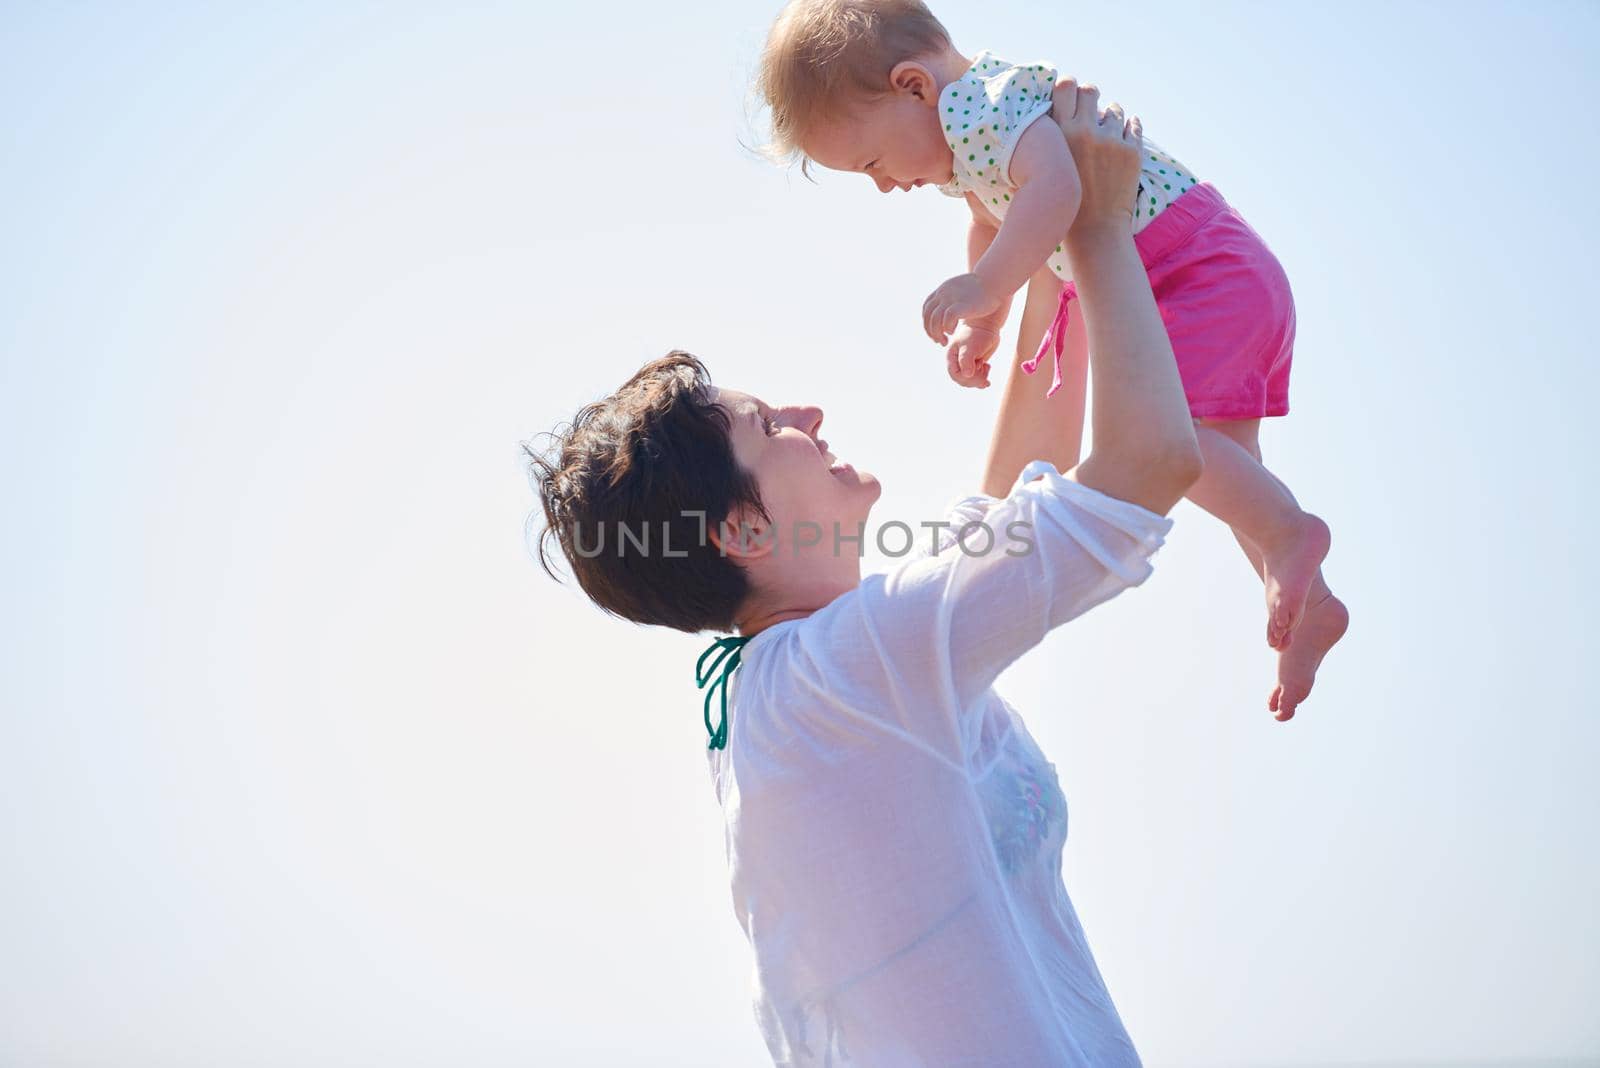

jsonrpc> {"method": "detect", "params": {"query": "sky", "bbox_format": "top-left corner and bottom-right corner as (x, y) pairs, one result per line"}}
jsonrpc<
(2, 1), (1597, 1065)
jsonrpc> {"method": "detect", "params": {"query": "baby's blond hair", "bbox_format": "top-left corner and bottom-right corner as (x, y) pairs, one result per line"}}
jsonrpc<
(756, 0), (951, 169)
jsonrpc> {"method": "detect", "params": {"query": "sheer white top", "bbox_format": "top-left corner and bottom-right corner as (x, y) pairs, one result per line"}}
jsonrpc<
(708, 462), (1171, 1066)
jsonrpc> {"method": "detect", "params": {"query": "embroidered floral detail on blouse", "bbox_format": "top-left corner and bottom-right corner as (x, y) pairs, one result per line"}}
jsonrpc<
(979, 734), (1067, 873)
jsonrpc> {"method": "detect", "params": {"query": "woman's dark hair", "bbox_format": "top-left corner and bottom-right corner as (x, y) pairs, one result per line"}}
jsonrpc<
(527, 351), (768, 633)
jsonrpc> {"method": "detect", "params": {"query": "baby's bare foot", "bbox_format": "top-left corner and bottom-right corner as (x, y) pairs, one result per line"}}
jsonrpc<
(1269, 593), (1349, 721)
(1259, 512), (1331, 650)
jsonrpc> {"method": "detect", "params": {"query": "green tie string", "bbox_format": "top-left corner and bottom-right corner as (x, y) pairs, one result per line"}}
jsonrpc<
(696, 635), (750, 751)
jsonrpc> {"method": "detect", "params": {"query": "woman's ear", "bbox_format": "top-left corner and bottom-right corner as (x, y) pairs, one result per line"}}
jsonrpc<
(888, 60), (937, 103)
(709, 506), (777, 562)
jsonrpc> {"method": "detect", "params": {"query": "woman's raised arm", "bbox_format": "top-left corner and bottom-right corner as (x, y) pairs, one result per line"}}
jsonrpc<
(1056, 83), (1201, 514)
(982, 83), (1201, 514)
(979, 262), (1082, 497)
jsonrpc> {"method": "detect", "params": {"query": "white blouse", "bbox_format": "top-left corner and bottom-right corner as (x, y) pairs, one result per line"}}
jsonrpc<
(709, 462), (1172, 1066)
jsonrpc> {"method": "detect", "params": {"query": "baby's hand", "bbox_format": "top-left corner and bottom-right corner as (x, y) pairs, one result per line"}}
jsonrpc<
(922, 272), (1003, 345)
(946, 324), (1000, 389)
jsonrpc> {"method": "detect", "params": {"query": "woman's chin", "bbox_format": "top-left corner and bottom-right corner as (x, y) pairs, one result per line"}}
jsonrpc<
(833, 460), (875, 484)
(856, 468), (883, 501)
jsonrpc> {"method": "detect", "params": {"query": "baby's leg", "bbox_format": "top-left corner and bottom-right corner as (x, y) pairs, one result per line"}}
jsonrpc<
(1192, 420), (1348, 721)
(1188, 419), (1329, 649)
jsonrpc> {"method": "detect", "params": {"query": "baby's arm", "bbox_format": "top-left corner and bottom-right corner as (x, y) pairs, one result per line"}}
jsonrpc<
(945, 199), (1010, 388)
(923, 122), (1082, 344)
(977, 121), (1082, 296)
(963, 197), (1010, 332)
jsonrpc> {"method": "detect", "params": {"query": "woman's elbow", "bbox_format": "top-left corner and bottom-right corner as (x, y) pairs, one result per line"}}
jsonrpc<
(1129, 438), (1202, 510)
(1076, 437), (1201, 514)
(1155, 437), (1204, 500)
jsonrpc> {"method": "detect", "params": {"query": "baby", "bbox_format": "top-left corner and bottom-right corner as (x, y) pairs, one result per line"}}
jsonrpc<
(757, 0), (1347, 719)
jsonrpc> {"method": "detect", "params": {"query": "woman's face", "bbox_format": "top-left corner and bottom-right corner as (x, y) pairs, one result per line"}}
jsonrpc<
(716, 387), (880, 553)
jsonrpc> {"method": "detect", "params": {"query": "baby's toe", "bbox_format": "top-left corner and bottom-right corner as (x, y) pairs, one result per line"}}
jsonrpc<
(1275, 680), (1309, 721)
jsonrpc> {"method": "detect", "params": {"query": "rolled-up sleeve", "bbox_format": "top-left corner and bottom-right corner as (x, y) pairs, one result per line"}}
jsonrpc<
(934, 460), (1172, 709)
(781, 461), (1172, 766)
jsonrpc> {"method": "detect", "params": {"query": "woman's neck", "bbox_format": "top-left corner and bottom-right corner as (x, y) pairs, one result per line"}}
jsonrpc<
(736, 605), (817, 637)
(734, 570), (860, 637)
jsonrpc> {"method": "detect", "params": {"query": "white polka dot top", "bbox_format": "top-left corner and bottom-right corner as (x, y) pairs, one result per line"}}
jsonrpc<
(938, 51), (1200, 278)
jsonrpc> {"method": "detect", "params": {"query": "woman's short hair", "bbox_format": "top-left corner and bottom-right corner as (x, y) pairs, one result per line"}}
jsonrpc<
(756, 0), (952, 170)
(527, 352), (767, 634)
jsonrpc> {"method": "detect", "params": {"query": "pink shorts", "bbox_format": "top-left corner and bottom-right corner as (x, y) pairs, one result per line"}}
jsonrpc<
(1025, 182), (1297, 421)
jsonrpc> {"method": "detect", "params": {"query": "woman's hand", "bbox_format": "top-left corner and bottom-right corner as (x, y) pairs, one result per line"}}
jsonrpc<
(1048, 80), (1142, 239)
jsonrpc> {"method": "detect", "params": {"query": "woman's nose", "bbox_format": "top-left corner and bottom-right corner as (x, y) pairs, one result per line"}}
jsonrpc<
(872, 174), (895, 194)
(782, 405), (824, 435)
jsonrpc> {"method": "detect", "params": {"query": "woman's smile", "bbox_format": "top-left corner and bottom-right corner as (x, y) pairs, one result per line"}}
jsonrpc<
(815, 435), (853, 474)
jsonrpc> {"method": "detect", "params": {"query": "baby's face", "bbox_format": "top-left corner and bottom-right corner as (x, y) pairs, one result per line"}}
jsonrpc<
(802, 91), (954, 193)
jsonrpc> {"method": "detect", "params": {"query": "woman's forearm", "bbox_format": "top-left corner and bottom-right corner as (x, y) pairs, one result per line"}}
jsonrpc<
(985, 81), (1198, 512)
(1067, 222), (1201, 514)
(980, 268), (1082, 496)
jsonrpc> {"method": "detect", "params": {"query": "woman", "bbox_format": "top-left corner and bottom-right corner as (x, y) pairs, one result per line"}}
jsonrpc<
(532, 85), (1201, 1066)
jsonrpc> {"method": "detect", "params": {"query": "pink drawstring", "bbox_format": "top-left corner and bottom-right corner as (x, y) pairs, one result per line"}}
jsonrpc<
(1020, 282), (1077, 398)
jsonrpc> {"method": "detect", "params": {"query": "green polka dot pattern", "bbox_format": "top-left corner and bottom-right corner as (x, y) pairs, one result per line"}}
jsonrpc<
(938, 50), (1057, 200)
(1131, 142), (1200, 239)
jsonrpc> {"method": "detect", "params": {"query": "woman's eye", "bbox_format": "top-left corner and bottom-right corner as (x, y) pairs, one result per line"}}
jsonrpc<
(763, 416), (778, 435)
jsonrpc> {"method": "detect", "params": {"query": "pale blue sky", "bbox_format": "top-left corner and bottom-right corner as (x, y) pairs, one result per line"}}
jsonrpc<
(2, 2), (1596, 1064)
